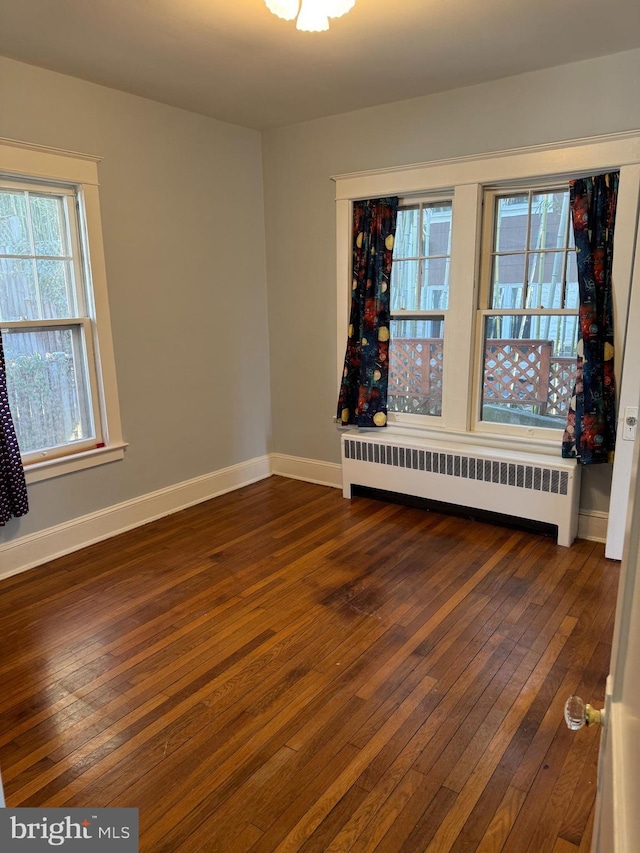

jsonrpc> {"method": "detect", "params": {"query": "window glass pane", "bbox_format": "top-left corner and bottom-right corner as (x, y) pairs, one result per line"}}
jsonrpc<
(481, 314), (578, 428)
(491, 253), (525, 308)
(529, 192), (570, 249)
(390, 260), (419, 310)
(389, 318), (444, 417)
(0, 190), (30, 255)
(0, 258), (38, 320)
(422, 203), (452, 256)
(4, 326), (95, 454)
(526, 252), (564, 309)
(421, 258), (449, 309)
(565, 251), (579, 309)
(30, 195), (66, 257)
(36, 259), (75, 318)
(492, 283), (523, 310)
(495, 196), (528, 252)
(394, 207), (419, 258)
(0, 258), (75, 320)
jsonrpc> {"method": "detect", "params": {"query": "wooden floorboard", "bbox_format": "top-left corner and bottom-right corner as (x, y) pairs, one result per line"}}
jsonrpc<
(0, 476), (618, 851)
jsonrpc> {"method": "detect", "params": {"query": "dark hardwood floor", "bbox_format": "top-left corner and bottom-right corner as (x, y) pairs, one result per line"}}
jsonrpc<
(0, 476), (618, 851)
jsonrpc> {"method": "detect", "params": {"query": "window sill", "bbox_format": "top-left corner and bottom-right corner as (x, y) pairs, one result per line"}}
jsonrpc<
(381, 420), (562, 458)
(24, 442), (128, 484)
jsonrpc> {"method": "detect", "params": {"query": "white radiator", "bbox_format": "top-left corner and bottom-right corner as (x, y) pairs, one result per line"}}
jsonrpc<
(340, 431), (581, 547)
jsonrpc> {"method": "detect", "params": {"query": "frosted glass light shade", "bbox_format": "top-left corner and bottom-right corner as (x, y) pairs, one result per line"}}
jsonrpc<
(265, 0), (355, 30)
(325, 0), (356, 18)
(296, 0), (329, 31)
(265, 0), (300, 20)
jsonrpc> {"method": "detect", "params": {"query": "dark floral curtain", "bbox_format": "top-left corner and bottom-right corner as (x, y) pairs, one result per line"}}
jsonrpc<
(562, 172), (619, 463)
(0, 331), (29, 525)
(336, 197), (398, 428)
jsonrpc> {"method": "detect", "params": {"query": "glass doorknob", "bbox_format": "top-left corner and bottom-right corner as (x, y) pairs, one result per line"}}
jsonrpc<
(564, 695), (603, 730)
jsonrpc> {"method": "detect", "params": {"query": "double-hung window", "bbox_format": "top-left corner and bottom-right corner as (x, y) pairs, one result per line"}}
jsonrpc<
(0, 139), (124, 480)
(475, 186), (579, 436)
(1, 179), (101, 461)
(388, 198), (453, 419)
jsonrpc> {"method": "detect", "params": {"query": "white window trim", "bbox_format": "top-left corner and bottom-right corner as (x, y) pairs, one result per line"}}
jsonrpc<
(0, 137), (126, 483)
(334, 130), (640, 455)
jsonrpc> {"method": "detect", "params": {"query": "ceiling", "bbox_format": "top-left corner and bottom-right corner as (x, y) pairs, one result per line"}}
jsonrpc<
(2, 0), (640, 130)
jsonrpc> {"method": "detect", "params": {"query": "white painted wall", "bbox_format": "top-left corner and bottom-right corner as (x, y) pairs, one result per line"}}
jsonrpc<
(262, 48), (640, 514)
(0, 56), (272, 543)
(2, 47), (640, 553)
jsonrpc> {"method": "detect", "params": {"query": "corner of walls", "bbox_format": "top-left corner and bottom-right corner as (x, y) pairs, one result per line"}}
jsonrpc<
(270, 453), (342, 488)
(0, 457), (271, 582)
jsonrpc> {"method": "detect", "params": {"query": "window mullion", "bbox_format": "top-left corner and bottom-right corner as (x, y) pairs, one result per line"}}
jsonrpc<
(0, 253), (73, 261)
(444, 183), (482, 432)
(477, 307), (577, 317)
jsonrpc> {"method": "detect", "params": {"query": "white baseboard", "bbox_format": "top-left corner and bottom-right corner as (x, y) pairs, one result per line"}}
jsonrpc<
(0, 452), (609, 582)
(271, 454), (609, 542)
(0, 455), (271, 582)
(578, 509), (609, 544)
(270, 453), (342, 489)
(273, 456), (609, 545)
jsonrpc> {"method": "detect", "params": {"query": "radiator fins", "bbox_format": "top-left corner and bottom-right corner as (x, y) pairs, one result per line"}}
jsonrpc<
(343, 439), (569, 496)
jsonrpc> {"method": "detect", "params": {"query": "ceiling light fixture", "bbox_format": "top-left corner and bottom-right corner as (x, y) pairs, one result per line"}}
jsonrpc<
(265, 0), (355, 32)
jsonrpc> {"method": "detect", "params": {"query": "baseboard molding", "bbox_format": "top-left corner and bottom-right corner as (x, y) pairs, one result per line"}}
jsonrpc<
(577, 509), (609, 543)
(270, 453), (342, 489)
(273, 456), (609, 545)
(0, 455), (271, 582)
(0, 452), (609, 582)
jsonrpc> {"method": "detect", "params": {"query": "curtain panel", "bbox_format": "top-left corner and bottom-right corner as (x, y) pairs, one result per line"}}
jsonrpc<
(0, 331), (29, 525)
(562, 172), (619, 464)
(337, 197), (399, 428)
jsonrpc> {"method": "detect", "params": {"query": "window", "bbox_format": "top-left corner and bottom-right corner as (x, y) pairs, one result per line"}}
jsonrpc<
(0, 139), (124, 482)
(335, 132), (640, 450)
(476, 187), (579, 433)
(388, 200), (452, 418)
(386, 187), (577, 436)
(1, 179), (102, 461)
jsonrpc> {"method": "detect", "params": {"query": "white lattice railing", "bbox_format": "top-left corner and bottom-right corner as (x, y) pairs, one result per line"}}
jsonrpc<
(389, 339), (576, 417)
